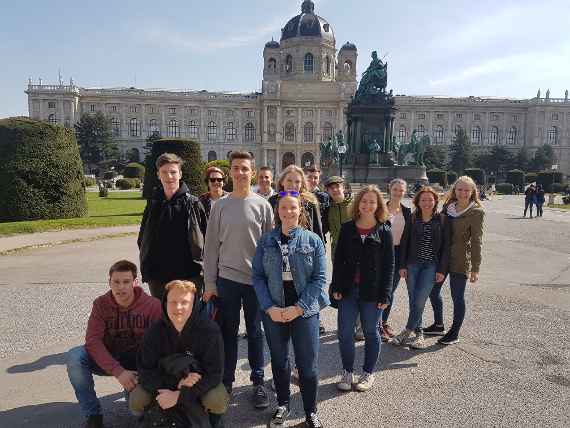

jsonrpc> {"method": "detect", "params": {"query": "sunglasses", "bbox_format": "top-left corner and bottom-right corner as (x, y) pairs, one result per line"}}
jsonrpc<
(209, 178), (224, 183)
(278, 191), (300, 198)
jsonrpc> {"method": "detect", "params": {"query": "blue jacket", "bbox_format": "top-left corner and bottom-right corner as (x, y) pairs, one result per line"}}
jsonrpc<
(252, 225), (329, 317)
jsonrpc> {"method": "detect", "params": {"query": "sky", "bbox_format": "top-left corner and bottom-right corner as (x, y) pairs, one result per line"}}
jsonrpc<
(1, 0), (570, 118)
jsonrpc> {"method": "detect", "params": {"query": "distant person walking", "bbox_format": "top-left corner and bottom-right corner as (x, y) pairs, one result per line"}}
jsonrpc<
(523, 184), (536, 218)
(535, 184), (545, 217)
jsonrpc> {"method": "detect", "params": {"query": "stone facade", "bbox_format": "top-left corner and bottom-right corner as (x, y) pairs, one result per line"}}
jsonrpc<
(25, 1), (570, 176)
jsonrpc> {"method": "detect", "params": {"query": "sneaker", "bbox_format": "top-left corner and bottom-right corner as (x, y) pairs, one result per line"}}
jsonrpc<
(382, 323), (395, 338)
(337, 370), (354, 391)
(305, 412), (323, 428)
(379, 325), (390, 342)
(268, 405), (290, 426)
(423, 323), (446, 336)
(438, 333), (460, 345)
(354, 372), (375, 392)
(86, 415), (104, 428)
(391, 329), (412, 346)
(354, 325), (365, 341)
(319, 322), (326, 336)
(408, 334), (427, 350)
(253, 384), (270, 409)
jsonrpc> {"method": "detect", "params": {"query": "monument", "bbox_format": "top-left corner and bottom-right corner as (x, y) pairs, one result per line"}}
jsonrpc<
(322, 51), (427, 184)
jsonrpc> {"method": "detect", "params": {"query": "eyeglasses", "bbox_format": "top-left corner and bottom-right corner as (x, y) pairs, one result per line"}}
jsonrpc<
(278, 191), (300, 198)
(209, 178), (224, 183)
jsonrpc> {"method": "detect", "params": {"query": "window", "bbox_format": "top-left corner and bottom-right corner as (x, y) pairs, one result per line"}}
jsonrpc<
(112, 105), (117, 112)
(208, 110), (216, 117)
(129, 118), (140, 137)
(246, 110), (255, 118)
(187, 107), (198, 116)
(547, 126), (558, 144)
(491, 113), (500, 121)
(398, 126), (407, 143)
(244, 122), (255, 141)
(268, 106), (277, 119)
(416, 125), (425, 138)
(474, 113), (481, 121)
(454, 125), (463, 136)
(207, 151), (217, 162)
(148, 106), (156, 114)
(327, 110), (336, 117)
(285, 122), (295, 142)
(455, 113), (463, 120)
(169, 107), (176, 114)
(552, 113), (559, 120)
(48, 102), (56, 109)
(400, 113), (407, 119)
(512, 115), (519, 121)
(207, 121), (217, 140)
(321, 122), (333, 143)
(286, 110), (295, 117)
(90, 104), (95, 112)
(285, 55), (293, 73)
(267, 123), (276, 142)
(325, 56), (331, 76)
(304, 53), (314, 73)
(167, 120), (180, 137)
(267, 58), (277, 72)
(471, 126), (481, 144)
(187, 120), (199, 139)
(507, 127), (517, 145)
(343, 60), (352, 73)
(48, 114), (57, 124)
(436, 113), (445, 120)
(129, 105), (138, 113)
(489, 126), (499, 145)
(433, 125), (444, 144)
(148, 119), (159, 137)
(303, 110), (314, 117)
(225, 122), (236, 141)
(417, 113), (426, 120)
(304, 122), (314, 142)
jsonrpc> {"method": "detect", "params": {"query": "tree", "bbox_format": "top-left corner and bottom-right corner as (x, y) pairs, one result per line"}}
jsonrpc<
(514, 146), (531, 171)
(448, 128), (473, 174)
(74, 112), (118, 171)
(531, 144), (556, 171)
(423, 145), (447, 170)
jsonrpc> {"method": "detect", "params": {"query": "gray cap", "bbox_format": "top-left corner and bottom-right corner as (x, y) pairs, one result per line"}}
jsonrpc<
(325, 176), (345, 187)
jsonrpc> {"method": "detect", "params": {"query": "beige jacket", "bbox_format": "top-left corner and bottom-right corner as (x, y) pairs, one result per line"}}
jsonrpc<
(447, 205), (485, 275)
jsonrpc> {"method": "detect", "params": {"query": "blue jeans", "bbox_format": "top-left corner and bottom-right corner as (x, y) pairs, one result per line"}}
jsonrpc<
(427, 273), (467, 336)
(262, 313), (319, 414)
(337, 287), (383, 374)
(382, 245), (401, 323)
(217, 277), (265, 388)
(405, 262), (437, 331)
(429, 281), (445, 325)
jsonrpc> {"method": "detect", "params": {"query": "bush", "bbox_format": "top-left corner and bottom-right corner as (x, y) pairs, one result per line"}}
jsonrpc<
(116, 178), (132, 190)
(84, 176), (97, 187)
(123, 162), (145, 179)
(103, 171), (117, 180)
(447, 171), (458, 185)
(525, 172), (537, 183)
(99, 187), (109, 197)
(496, 183), (514, 195)
(551, 183), (565, 193)
(563, 196), (570, 204)
(537, 171), (564, 192)
(143, 138), (204, 199)
(464, 168), (486, 185)
(0, 117), (87, 221)
(506, 169), (525, 187)
(427, 169), (447, 187)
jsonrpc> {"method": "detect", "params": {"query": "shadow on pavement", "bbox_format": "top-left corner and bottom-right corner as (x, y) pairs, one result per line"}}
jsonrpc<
(6, 352), (67, 374)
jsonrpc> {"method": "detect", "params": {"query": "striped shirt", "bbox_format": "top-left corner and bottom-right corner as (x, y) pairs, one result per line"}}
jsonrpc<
(417, 219), (435, 262)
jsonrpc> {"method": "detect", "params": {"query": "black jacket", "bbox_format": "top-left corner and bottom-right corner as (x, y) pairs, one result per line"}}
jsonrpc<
(313, 189), (330, 237)
(399, 212), (451, 274)
(331, 221), (395, 304)
(268, 194), (325, 243)
(138, 289), (224, 410)
(138, 182), (207, 283)
(198, 191), (228, 219)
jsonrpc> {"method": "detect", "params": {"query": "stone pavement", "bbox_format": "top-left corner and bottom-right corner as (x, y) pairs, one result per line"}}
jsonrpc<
(0, 196), (568, 427)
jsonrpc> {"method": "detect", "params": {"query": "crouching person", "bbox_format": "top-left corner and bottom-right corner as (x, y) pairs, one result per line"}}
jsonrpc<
(134, 280), (227, 428)
(66, 260), (162, 428)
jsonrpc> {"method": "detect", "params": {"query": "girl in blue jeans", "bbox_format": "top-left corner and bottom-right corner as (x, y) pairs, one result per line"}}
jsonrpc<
(331, 185), (394, 392)
(392, 186), (450, 349)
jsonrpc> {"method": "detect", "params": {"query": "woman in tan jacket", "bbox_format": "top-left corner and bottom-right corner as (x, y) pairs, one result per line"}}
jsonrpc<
(435, 176), (485, 345)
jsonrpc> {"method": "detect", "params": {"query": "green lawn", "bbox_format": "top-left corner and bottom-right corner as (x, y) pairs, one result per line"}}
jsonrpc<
(0, 192), (146, 236)
(548, 204), (570, 210)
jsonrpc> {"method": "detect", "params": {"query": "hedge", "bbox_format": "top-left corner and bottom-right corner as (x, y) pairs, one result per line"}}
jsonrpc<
(123, 162), (145, 179)
(506, 169), (525, 187)
(537, 171), (564, 192)
(496, 183), (514, 195)
(551, 183), (565, 193)
(143, 138), (204, 199)
(116, 178), (141, 190)
(0, 117), (87, 221)
(427, 169), (447, 187)
(103, 171), (117, 180)
(464, 168), (486, 185)
(447, 171), (458, 185)
(525, 172), (537, 183)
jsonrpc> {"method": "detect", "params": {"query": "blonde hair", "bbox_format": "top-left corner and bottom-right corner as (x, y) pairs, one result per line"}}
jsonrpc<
(351, 185), (389, 223)
(165, 280), (197, 295)
(443, 175), (481, 209)
(277, 165), (317, 205)
(274, 194), (309, 229)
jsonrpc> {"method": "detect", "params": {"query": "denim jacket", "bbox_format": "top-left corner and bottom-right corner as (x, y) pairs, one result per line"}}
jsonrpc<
(252, 225), (329, 317)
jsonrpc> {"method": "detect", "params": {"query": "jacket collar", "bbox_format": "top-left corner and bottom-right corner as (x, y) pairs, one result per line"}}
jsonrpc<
(269, 224), (302, 241)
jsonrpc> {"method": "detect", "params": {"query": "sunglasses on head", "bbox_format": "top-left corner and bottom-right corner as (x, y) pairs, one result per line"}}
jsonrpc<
(209, 177), (224, 183)
(278, 190), (300, 198)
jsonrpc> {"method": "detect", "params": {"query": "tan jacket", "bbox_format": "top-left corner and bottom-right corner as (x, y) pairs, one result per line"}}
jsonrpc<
(447, 205), (485, 275)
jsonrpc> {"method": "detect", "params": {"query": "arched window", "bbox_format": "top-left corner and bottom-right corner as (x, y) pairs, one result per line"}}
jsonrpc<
(434, 125), (444, 144)
(301, 152), (315, 167)
(471, 126), (482, 144)
(167, 120), (180, 137)
(454, 125), (463, 139)
(207, 151), (217, 161)
(111, 118), (121, 136)
(507, 127), (517, 145)
(48, 114), (57, 124)
(268, 58), (277, 73)
(321, 122), (333, 142)
(285, 55), (293, 73)
(416, 125), (425, 138)
(129, 118), (140, 137)
(547, 126), (558, 145)
(187, 120), (199, 139)
(285, 122), (295, 142)
(325, 56), (331, 76)
(304, 122), (314, 142)
(225, 122), (236, 141)
(268, 123), (276, 142)
(398, 126), (407, 143)
(304, 53), (314, 73)
(207, 121), (217, 140)
(282, 152), (295, 169)
(489, 126), (499, 145)
(148, 119), (159, 137)
(244, 122), (255, 141)
(343, 60), (352, 73)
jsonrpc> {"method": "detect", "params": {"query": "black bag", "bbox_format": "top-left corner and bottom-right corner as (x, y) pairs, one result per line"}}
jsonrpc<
(143, 401), (189, 428)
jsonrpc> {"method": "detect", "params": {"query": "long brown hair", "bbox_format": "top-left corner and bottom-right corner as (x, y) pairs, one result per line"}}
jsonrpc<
(274, 194), (309, 229)
(351, 185), (389, 223)
(412, 186), (439, 217)
(276, 165), (318, 206)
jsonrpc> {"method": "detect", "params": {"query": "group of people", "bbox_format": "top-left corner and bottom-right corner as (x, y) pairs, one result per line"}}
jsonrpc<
(523, 183), (546, 218)
(66, 151), (485, 428)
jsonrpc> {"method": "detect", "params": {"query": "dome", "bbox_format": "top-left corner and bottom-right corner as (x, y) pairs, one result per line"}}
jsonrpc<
(340, 41), (357, 51)
(265, 39), (280, 49)
(280, 1), (334, 43)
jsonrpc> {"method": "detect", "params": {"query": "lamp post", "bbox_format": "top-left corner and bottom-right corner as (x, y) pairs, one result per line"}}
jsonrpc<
(337, 130), (347, 177)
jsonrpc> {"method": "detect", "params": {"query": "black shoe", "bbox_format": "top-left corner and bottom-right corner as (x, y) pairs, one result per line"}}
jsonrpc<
(423, 323), (446, 336)
(305, 413), (323, 428)
(268, 405), (290, 426)
(438, 332), (459, 345)
(319, 323), (326, 336)
(86, 415), (104, 428)
(253, 384), (270, 409)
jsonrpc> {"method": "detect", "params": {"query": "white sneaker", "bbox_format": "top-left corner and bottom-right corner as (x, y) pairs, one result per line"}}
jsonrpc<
(408, 334), (427, 350)
(391, 329), (412, 346)
(337, 370), (354, 391)
(354, 372), (375, 392)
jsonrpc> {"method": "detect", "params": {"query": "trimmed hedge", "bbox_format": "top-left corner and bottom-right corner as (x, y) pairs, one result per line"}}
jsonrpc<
(464, 168), (486, 185)
(123, 162), (145, 179)
(103, 171), (117, 180)
(0, 117), (87, 221)
(496, 183), (514, 195)
(116, 178), (141, 190)
(427, 169), (447, 187)
(551, 183), (565, 193)
(506, 169), (525, 187)
(537, 171), (564, 192)
(143, 138), (204, 199)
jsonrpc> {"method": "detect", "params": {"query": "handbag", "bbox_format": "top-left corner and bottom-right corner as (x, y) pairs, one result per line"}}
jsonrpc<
(143, 401), (188, 428)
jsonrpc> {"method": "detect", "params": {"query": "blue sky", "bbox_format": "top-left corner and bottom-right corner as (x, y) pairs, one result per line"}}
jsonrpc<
(2, 0), (569, 117)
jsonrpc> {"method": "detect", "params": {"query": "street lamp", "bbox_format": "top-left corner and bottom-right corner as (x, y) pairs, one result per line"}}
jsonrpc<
(337, 133), (347, 177)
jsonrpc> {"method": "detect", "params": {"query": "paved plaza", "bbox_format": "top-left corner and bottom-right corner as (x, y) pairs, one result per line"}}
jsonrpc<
(0, 195), (568, 427)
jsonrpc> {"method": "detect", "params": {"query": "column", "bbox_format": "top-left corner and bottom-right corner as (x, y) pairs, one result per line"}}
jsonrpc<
(121, 107), (127, 138)
(58, 98), (64, 125)
(316, 108), (321, 144)
(276, 106), (282, 143)
(39, 98), (44, 121)
(297, 108), (302, 144)
(483, 112), (489, 145)
(161, 108), (166, 137)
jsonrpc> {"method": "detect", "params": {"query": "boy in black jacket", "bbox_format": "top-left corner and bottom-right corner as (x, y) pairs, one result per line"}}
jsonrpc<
(136, 280), (225, 427)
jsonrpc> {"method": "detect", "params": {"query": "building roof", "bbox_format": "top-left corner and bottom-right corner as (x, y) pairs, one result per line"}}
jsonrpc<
(280, 1), (334, 43)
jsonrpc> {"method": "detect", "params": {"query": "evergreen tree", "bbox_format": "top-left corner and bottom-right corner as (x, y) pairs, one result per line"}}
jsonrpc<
(74, 112), (118, 171)
(448, 128), (473, 174)
(423, 145), (447, 170)
(532, 144), (557, 170)
(514, 145), (531, 171)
